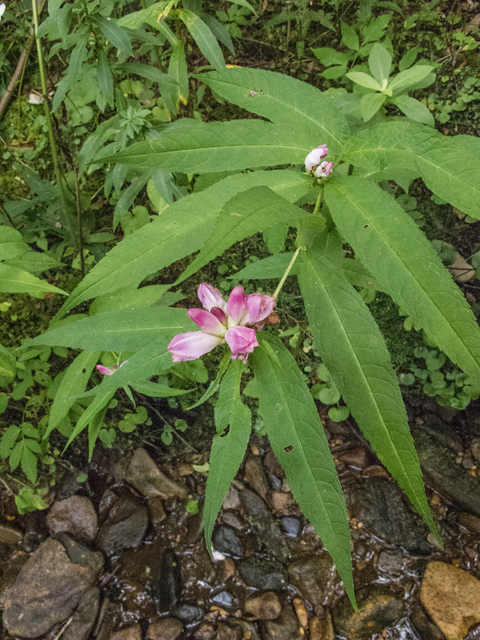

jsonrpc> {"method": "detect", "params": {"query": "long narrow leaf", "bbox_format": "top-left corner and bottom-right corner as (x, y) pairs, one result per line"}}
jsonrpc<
(178, 9), (225, 70)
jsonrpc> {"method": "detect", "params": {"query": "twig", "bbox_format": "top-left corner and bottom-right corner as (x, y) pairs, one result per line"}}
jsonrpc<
(51, 616), (73, 640)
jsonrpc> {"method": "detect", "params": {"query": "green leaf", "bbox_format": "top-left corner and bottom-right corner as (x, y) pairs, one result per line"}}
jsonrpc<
(204, 360), (251, 553)
(132, 380), (193, 397)
(55, 170), (311, 318)
(178, 9), (225, 70)
(4, 251), (62, 275)
(28, 307), (194, 351)
(0, 264), (67, 296)
(251, 332), (355, 605)
(65, 387), (115, 450)
(97, 50), (114, 107)
(229, 0), (255, 12)
(390, 95), (434, 126)
(341, 22), (359, 50)
(94, 16), (133, 55)
(263, 222), (289, 255)
(233, 253), (294, 280)
(176, 186), (310, 284)
(368, 43), (392, 85)
(399, 46), (420, 71)
(168, 41), (189, 110)
(324, 175), (480, 384)
(345, 72), (382, 91)
(360, 93), (387, 122)
(387, 65), (433, 92)
(102, 120), (314, 172)
(89, 284), (171, 315)
(0, 425), (20, 459)
(344, 121), (480, 219)
(45, 351), (100, 440)
(297, 249), (439, 541)
(117, 1), (170, 29)
(185, 353), (231, 410)
(0, 227), (29, 261)
(9, 441), (23, 472)
(21, 446), (38, 483)
(201, 68), (349, 154)
(311, 47), (350, 67)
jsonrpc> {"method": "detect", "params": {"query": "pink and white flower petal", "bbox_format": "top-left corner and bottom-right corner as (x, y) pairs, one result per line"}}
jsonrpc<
(97, 365), (116, 376)
(197, 283), (227, 313)
(305, 144), (328, 171)
(246, 293), (275, 325)
(315, 161), (334, 178)
(168, 331), (224, 362)
(210, 307), (228, 324)
(227, 285), (248, 325)
(187, 309), (226, 336)
(225, 326), (258, 361)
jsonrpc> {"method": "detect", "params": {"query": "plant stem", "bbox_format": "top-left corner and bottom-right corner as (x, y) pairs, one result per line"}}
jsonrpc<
(31, 0), (78, 249)
(312, 185), (324, 215)
(273, 245), (303, 299)
(74, 167), (85, 278)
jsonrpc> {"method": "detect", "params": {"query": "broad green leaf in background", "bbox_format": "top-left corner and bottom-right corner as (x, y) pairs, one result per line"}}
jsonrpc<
(0, 264), (67, 296)
(232, 253), (295, 280)
(52, 31), (89, 111)
(201, 68), (350, 154)
(391, 95), (434, 126)
(45, 351), (100, 439)
(89, 284), (171, 315)
(132, 380), (193, 397)
(324, 175), (480, 383)
(27, 307), (195, 351)
(176, 186), (311, 283)
(252, 332), (355, 605)
(101, 120), (314, 172)
(116, 1), (170, 29)
(94, 16), (133, 55)
(97, 50), (114, 107)
(341, 22), (359, 50)
(368, 43), (392, 86)
(204, 360), (251, 553)
(5, 252), (62, 275)
(230, 0), (255, 12)
(388, 65), (433, 92)
(345, 72), (381, 91)
(297, 249), (439, 541)
(168, 41), (189, 110)
(360, 93), (386, 122)
(55, 170), (311, 318)
(65, 387), (115, 450)
(178, 9), (225, 70)
(0, 227), (29, 261)
(344, 121), (480, 219)
(118, 63), (178, 113)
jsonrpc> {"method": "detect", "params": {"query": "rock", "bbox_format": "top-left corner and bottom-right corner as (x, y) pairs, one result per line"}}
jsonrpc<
(458, 512), (480, 535)
(194, 622), (216, 640)
(217, 622), (243, 640)
(333, 586), (405, 640)
(222, 511), (246, 531)
(125, 448), (187, 499)
(94, 598), (122, 640)
(309, 614), (335, 640)
(148, 497), (166, 526)
(156, 549), (182, 613)
(245, 456), (269, 501)
(264, 450), (285, 478)
(211, 590), (236, 608)
(0, 524), (23, 545)
(47, 496), (98, 541)
(471, 438), (480, 463)
(259, 605), (303, 640)
(239, 489), (289, 560)
(147, 617), (183, 640)
(465, 623), (480, 640)
(223, 488), (241, 510)
(420, 561), (480, 640)
(448, 253), (476, 282)
(281, 517), (301, 538)
(238, 557), (287, 591)
(110, 626), (142, 640)
(63, 587), (100, 640)
(287, 555), (336, 610)
(245, 592), (282, 620)
(377, 549), (404, 575)
(337, 447), (372, 469)
(271, 492), (295, 514)
(96, 497), (148, 556)
(172, 604), (204, 624)
(410, 607), (446, 640)
(346, 478), (431, 553)
(213, 525), (244, 558)
(3, 536), (103, 638)
(412, 424), (480, 518)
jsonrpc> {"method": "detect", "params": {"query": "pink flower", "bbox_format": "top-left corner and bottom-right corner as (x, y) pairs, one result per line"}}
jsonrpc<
(305, 145), (328, 172)
(315, 161), (334, 178)
(168, 284), (275, 364)
(96, 364), (118, 376)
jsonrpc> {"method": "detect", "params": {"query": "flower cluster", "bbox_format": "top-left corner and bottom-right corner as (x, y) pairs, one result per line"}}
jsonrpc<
(168, 284), (275, 364)
(305, 144), (334, 178)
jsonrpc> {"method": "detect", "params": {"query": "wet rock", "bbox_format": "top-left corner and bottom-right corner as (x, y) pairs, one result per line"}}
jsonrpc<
(309, 614), (334, 640)
(377, 549), (404, 575)
(194, 622), (216, 640)
(333, 586), (405, 640)
(63, 587), (100, 640)
(337, 447), (372, 469)
(211, 590), (236, 608)
(281, 517), (301, 538)
(148, 497), (166, 526)
(238, 556), (287, 591)
(0, 524), (23, 545)
(213, 525), (244, 558)
(217, 622), (243, 640)
(420, 561), (480, 640)
(412, 424), (480, 517)
(47, 496), (98, 541)
(259, 605), (303, 640)
(3, 536), (103, 638)
(124, 448), (187, 499)
(264, 450), (285, 478)
(245, 455), (269, 501)
(229, 619), (262, 640)
(110, 626), (142, 640)
(458, 512), (480, 535)
(156, 549), (182, 613)
(239, 489), (289, 560)
(465, 623), (480, 640)
(346, 478), (431, 553)
(173, 604), (204, 624)
(147, 617), (183, 640)
(96, 497), (148, 556)
(287, 555), (336, 610)
(245, 592), (282, 620)
(410, 607), (446, 640)
(95, 598), (122, 640)
(292, 598), (308, 629)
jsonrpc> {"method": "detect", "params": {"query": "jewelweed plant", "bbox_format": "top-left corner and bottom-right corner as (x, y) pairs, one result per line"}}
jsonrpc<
(24, 65), (480, 605)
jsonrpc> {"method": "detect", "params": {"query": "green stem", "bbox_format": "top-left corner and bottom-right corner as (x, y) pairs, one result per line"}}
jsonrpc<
(273, 245), (303, 299)
(31, 0), (77, 249)
(312, 184), (324, 216)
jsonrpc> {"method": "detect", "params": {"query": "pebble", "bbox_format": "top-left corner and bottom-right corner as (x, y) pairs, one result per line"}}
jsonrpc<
(217, 622), (243, 640)
(471, 438), (480, 463)
(124, 448), (187, 499)
(259, 605), (303, 640)
(263, 450), (285, 478)
(211, 590), (236, 608)
(271, 492), (294, 514)
(156, 549), (182, 613)
(245, 592), (282, 620)
(221, 511), (246, 531)
(410, 607), (446, 640)
(147, 497), (166, 526)
(62, 587), (100, 640)
(238, 557), (287, 591)
(420, 561), (480, 640)
(0, 524), (23, 545)
(110, 626), (142, 640)
(377, 549), (404, 576)
(281, 517), (301, 538)
(213, 525), (244, 558)
(245, 455), (269, 501)
(194, 622), (216, 640)
(223, 489), (241, 510)
(309, 614), (335, 640)
(458, 512), (480, 535)
(172, 604), (204, 624)
(337, 447), (372, 469)
(95, 497), (148, 556)
(146, 617), (183, 640)
(47, 496), (98, 541)
(292, 597), (308, 628)
(288, 555), (336, 610)
(239, 489), (289, 560)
